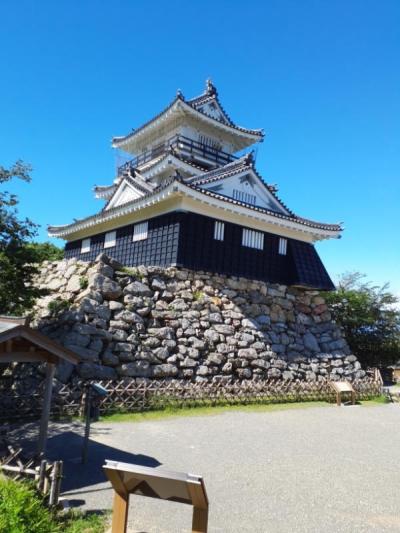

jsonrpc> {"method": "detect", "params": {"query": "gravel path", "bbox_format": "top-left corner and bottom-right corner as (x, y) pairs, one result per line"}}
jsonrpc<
(48, 403), (400, 532)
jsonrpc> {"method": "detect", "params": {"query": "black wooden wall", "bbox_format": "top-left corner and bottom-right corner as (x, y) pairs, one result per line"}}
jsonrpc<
(65, 212), (180, 267)
(64, 211), (334, 290)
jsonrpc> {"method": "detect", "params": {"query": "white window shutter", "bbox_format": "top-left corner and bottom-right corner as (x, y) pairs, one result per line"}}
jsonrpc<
(104, 231), (116, 249)
(214, 221), (224, 241)
(133, 221), (148, 242)
(242, 229), (264, 250)
(279, 238), (287, 255)
(81, 238), (91, 253)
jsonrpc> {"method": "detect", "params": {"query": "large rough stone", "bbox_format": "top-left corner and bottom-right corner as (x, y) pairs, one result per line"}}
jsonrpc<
(118, 361), (151, 377)
(124, 281), (153, 297)
(90, 274), (122, 299)
(213, 324), (235, 335)
(63, 344), (100, 362)
(114, 310), (144, 325)
(303, 332), (320, 352)
(66, 274), (83, 293)
(152, 364), (179, 378)
(77, 363), (117, 380)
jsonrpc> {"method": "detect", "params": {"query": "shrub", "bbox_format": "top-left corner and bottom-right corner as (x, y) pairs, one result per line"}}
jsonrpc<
(0, 476), (59, 533)
(79, 276), (88, 290)
(193, 290), (204, 301)
(47, 298), (70, 316)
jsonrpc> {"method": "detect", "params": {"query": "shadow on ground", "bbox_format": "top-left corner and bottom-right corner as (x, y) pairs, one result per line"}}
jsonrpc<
(5, 420), (161, 507)
(44, 425), (161, 496)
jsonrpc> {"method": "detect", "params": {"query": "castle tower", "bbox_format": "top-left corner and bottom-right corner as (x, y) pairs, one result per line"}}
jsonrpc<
(48, 81), (341, 290)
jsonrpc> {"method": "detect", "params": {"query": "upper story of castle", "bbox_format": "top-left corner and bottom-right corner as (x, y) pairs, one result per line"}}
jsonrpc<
(49, 81), (342, 249)
(108, 79), (264, 186)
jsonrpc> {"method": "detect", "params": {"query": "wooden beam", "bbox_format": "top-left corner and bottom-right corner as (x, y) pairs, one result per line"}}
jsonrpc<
(37, 362), (56, 457)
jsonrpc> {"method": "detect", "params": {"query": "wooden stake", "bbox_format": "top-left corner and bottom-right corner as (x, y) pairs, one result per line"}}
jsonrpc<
(37, 363), (55, 457)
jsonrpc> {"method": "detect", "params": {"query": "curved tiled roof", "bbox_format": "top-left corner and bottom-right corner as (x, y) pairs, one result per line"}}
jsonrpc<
(140, 148), (207, 175)
(187, 80), (235, 127)
(186, 153), (294, 216)
(189, 184), (342, 232)
(48, 175), (342, 239)
(112, 84), (264, 148)
(101, 172), (156, 211)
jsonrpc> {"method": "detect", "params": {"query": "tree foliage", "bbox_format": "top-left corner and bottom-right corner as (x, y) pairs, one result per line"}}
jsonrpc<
(25, 241), (64, 262)
(325, 272), (400, 367)
(0, 161), (63, 315)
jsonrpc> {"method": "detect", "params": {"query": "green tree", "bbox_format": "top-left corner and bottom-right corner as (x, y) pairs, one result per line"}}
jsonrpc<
(0, 161), (62, 315)
(325, 272), (400, 367)
(25, 241), (64, 262)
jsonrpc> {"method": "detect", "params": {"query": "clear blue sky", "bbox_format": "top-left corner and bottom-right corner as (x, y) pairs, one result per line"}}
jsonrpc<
(1, 1), (399, 293)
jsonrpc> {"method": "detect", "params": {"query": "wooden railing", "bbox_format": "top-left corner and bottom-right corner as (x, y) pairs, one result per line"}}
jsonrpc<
(0, 374), (382, 422)
(117, 134), (237, 175)
(0, 427), (63, 506)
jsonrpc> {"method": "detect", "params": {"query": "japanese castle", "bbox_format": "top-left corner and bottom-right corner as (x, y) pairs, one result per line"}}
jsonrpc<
(49, 80), (342, 290)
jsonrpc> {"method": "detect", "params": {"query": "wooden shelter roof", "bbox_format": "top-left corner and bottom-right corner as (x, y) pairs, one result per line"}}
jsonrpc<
(0, 317), (79, 365)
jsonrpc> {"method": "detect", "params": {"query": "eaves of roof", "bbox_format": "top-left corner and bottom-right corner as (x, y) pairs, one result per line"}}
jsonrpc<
(188, 184), (342, 233)
(186, 155), (294, 217)
(48, 176), (342, 239)
(187, 91), (235, 127)
(48, 177), (178, 237)
(101, 174), (155, 211)
(112, 94), (264, 149)
(139, 149), (207, 175)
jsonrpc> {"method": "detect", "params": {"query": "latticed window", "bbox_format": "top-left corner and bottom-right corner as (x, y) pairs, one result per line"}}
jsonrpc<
(104, 231), (116, 248)
(198, 134), (222, 151)
(81, 238), (91, 253)
(278, 237), (287, 255)
(214, 221), (225, 241)
(242, 229), (264, 250)
(233, 189), (256, 205)
(133, 221), (148, 242)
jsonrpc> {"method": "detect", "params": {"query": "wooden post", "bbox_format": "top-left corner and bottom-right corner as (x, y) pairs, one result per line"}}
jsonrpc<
(48, 460), (63, 506)
(188, 480), (209, 533)
(81, 386), (92, 464)
(192, 507), (209, 533)
(111, 491), (129, 533)
(37, 363), (55, 457)
(336, 391), (341, 406)
(351, 390), (356, 405)
(38, 459), (47, 491)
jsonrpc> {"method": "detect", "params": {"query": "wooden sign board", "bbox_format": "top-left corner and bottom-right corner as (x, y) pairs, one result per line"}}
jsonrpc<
(103, 460), (209, 533)
(329, 381), (356, 406)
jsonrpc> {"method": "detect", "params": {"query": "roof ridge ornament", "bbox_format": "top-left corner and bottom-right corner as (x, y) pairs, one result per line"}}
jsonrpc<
(243, 151), (254, 166)
(176, 88), (184, 99)
(206, 78), (217, 95)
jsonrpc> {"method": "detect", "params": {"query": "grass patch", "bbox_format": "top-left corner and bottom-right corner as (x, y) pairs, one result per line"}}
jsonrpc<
(118, 266), (144, 279)
(100, 396), (390, 424)
(100, 400), (331, 423)
(360, 394), (390, 405)
(0, 476), (108, 533)
(79, 276), (88, 290)
(47, 298), (70, 317)
(61, 511), (109, 533)
(0, 476), (57, 533)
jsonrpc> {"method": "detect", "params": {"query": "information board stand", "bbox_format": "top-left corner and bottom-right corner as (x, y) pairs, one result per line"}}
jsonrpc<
(329, 381), (356, 406)
(103, 460), (209, 533)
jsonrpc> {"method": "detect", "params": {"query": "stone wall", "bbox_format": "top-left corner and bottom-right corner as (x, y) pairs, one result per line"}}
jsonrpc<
(31, 254), (365, 383)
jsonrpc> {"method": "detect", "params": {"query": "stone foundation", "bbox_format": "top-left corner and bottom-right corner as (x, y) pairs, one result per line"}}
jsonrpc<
(31, 254), (365, 383)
